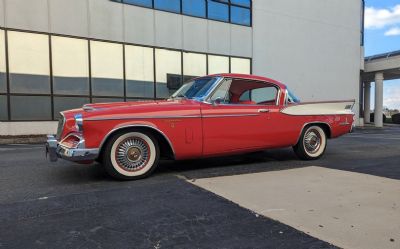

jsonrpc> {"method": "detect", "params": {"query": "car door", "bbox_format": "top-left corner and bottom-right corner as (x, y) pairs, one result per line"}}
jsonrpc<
(200, 78), (280, 156)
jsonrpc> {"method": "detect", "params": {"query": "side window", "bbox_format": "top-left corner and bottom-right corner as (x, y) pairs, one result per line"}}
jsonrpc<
(252, 87), (278, 104)
(210, 79), (232, 103)
(239, 90), (250, 101)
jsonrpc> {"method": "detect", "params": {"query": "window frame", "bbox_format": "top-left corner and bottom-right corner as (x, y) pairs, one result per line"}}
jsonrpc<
(206, 77), (280, 106)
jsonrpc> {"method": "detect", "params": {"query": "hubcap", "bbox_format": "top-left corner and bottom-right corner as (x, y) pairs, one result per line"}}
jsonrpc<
(115, 137), (150, 171)
(304, 129), (321, 154)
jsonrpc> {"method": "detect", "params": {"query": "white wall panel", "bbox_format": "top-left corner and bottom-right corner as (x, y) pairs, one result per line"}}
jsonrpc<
(49, 0), (89, 37)
(182, 16), (208, 53)
(5, 0), (49, 32)
(155, 11), (183, 49)
(0, 0), (4, 27)
(124, 4), (155, 46)
(231, 25), (252, 57)
(207, 20), (230, 55)
(88, 0), (124, 41)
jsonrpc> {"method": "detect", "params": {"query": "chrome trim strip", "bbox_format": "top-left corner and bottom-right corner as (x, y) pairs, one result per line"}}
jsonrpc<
(339, 122), (351, 126)
(98, 124), (176, 159)
(202, 114), (260, 118)
(74, 113), (83, 132)
(203, 77), (282, 107)
(86, 115), (201, 121)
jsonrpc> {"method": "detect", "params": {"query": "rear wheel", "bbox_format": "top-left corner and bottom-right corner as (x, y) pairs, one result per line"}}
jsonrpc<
(293, 125), (327, 160)
(103, 131), (160, 180)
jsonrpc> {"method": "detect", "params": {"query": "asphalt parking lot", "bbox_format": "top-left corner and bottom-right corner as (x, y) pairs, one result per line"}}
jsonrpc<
(0, 126), (399, 249)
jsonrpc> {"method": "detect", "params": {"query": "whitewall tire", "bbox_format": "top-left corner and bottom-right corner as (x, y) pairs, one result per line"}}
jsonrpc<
(293, 125), (327, 160)
(103, 131), (160, 180)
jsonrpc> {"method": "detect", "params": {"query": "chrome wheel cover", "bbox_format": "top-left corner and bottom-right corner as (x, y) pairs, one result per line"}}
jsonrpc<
(115, 137), (150, 172)
(304, 129), (322, 154)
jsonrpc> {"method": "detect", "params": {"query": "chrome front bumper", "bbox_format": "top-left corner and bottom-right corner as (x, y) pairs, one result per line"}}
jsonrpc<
(46, 135), (99, 162)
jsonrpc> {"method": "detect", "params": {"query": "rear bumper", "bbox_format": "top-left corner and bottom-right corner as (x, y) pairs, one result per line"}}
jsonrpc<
(46, 135), (99, 162)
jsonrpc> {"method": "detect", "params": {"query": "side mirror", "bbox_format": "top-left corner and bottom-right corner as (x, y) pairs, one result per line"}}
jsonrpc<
(212, 97), (222, 106)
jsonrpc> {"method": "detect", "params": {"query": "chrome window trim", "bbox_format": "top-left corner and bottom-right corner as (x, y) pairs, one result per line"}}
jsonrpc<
(98, 124), (176, 158)
(203, 77), (282, 107)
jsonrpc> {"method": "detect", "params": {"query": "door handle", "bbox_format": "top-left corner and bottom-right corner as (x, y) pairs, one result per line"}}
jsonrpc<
(258, 109), (270, 113)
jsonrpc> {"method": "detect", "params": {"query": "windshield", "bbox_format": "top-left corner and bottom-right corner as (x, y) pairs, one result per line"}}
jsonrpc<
(170, 77), (219, 100)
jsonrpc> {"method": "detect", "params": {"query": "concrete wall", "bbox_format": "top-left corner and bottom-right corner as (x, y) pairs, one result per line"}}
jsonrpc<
(252, 0), (363, 123)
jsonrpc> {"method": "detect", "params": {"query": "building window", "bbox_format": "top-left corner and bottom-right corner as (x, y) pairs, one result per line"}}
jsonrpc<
(115, 0), (252, 26)
(52, 36), (90, 96)
(154, 0), (181, 13)
(90, 41), (124, 97)
(207, 0), (229, 22)
(231, 0), (250, 7)
(183, 52), (207, 81)
(123, 0), (153, 8)
(230, 5), (250, 26)
(182, 0), (206, 18)
(93, 97), (125, 103)
(0, 30), (6, 94)
(231, 57), (251, 74)
(0, 95), (7, 121)
(208, 55), (229, 75)
(8, 31), (50, 94)
(53, 97), (89, 119)
(0, 29), (251, 121)
(125, 45), (155, 98)
(10, 96), (52, 120)
(155, 49), (182, 98)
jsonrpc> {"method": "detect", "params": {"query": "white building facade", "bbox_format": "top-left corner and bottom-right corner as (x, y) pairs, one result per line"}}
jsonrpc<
(0, 0), (364, 135)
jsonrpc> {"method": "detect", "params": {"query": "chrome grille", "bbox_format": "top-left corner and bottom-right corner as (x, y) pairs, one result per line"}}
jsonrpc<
(56, 114), (65, 140)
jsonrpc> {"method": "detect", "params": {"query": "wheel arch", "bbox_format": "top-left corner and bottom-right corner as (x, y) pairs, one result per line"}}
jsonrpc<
(296, 122), (332, 144)
(98, 125), (175, 160)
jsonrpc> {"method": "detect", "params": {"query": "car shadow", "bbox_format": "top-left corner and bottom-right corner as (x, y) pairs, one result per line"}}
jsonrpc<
(156, 148), (311, 179)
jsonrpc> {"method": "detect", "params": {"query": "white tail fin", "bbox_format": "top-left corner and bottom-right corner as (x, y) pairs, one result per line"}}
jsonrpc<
(281, 100), (355, 115)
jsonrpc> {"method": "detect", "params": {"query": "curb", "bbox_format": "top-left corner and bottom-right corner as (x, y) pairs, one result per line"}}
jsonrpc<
(0, 135), (47, 145)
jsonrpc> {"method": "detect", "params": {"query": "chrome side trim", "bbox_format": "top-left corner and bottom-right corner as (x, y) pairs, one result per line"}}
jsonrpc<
(74, 113), (83, 132)
(202, 114), (260, 118)
(295, 122), (332, 145)
(86, 115), (201, 121)
(98, 124), (176, 158)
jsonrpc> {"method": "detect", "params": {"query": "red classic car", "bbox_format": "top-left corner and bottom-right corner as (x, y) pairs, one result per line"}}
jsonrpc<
(46, 74), (355, 180)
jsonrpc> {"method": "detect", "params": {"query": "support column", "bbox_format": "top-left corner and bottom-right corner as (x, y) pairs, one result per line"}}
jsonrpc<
(364, 82), (371, 123)
(374, 72), (384, 128)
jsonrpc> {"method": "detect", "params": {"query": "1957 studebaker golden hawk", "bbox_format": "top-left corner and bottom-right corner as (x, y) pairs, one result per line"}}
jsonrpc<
(46, 74), (355, 180)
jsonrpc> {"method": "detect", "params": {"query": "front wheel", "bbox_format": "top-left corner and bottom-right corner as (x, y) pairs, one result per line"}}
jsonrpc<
(293, 125), (327, 160)
(103, 131), (160, 180)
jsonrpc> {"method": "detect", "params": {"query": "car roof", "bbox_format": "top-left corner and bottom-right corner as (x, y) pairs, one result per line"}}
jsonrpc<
(207, 73), (287, 89)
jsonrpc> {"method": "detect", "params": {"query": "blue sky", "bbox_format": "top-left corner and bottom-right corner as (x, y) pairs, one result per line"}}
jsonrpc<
(364, 0), (400, 110)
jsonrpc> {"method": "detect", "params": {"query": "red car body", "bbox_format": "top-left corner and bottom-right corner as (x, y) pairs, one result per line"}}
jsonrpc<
(47, 74), (355, 179)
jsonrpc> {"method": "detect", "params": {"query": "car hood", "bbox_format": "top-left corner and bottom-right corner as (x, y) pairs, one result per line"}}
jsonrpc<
(61, 99), (202, 120)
